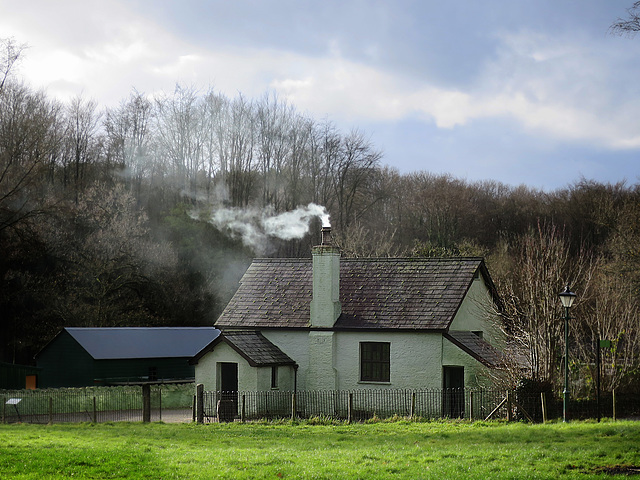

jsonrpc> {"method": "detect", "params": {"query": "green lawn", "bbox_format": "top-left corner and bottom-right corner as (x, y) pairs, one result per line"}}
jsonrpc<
(1, 420), (639, 479)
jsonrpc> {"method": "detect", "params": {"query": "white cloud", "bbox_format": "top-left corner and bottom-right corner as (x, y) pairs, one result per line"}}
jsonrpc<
(270, 30), (640, 149)
(0, 0), (203, 105)
(2, 0), (639, 152)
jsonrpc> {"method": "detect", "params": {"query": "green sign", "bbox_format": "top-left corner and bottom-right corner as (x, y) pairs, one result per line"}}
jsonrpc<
(599, 340), (611, 348)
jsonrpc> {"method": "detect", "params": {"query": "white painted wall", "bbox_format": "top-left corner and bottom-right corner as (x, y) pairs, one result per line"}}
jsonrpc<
(333, 331), (444, 390)
(254, 364), (296, 391)
(196, 326), (500, 392)
(449, 273), (503, 347)
(194, 342), (298, 392)
(307, 331), (337, 390)
(264, 329), (450, 391)
(194, 342), (257, 392)
(262, 330), (310, 389)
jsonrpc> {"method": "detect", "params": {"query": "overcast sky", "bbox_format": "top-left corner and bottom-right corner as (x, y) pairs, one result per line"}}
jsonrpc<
(2, 0), (639, 190)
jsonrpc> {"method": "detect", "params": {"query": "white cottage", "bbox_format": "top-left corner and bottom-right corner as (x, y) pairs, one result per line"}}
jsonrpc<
(192, 227), (504, 400)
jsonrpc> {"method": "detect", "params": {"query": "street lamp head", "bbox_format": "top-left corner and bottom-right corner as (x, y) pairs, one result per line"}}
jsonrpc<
(559, 285), (577, 309)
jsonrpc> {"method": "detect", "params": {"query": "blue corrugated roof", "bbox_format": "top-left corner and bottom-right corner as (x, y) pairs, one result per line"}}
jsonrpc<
(64, 327), (220, 360)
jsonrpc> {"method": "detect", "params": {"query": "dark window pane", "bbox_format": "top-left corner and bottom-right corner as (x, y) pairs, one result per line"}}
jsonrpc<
(360, 342), (390, 382)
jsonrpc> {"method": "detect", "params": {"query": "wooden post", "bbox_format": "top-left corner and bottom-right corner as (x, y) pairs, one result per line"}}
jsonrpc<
(291, 393), (296, 422)
(612, 389), (616, 421)
(196, 384), (204, 424)
(49, 397), (53, 425)
(506, 391), (513, 422)
(469, 391), (475, 421)
(93, 397), (97, 423)
(484, 397), (507, 421)
(142, 385), (151, 423)
(241, 394), (246, 423)
(541, 392), (547, 424)
(411, 392), (416, 419)
(596, 339), (601, 423)
(347, 393), (353, 424)
(2, 399), (5, 424)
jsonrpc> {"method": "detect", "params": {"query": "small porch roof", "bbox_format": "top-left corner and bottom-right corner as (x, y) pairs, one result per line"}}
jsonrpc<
(191, 331), (297, 368)
(444, 330), (506, 368)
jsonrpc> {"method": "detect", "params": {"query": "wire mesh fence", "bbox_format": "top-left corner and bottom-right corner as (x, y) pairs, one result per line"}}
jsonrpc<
(3, 385), (636, 424)
(1, 384), (194, 424)
(199, 388), (640, 423)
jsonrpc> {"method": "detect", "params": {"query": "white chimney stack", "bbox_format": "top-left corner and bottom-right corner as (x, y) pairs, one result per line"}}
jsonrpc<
(310, 227), (341, 328)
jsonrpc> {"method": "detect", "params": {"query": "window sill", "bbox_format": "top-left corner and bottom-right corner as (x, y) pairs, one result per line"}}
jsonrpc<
(358, 381), (391, 385)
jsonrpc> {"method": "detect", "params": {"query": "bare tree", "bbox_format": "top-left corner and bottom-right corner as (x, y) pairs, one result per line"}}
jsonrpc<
(308, 120), (341, 210)
(200, 89), (228, 201)
(155, 85), (204, 200)
(493, 223), (596, 387)
(255, 92), (293, 210)
(0, 82), (59, 231)
(575, 265), (640, 393)
(610, 2), (640, 37)
(332, 129), (383, 232)
(62, 95), (102, 204)
(283, 114), (314, 210)
(104, 89), (153, 197)
(336, 221), (405, 258)
(0, 37), (27, 92)
(58, 182), (177, 326)
(227, 94), (257, 207)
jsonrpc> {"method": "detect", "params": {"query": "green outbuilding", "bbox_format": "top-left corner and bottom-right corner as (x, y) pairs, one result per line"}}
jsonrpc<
(35, 327), (220, 388)
(0, 362), (41, 389)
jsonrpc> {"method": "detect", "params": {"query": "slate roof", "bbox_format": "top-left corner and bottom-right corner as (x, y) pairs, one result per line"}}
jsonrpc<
(444, 331), (506, 368)
(216, 257), (496, 331)
(51, 327), (220, 360)
(191, 331), (297, 367)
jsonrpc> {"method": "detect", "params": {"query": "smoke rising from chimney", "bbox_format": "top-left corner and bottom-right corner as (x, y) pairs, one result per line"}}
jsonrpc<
(201, 203), (330, 255)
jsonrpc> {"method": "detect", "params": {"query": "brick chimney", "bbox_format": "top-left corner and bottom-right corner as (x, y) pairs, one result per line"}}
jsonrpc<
(310, 226), (341, 328)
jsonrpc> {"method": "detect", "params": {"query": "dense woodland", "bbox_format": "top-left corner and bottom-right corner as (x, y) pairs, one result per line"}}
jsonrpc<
(1, 38), (639, 395)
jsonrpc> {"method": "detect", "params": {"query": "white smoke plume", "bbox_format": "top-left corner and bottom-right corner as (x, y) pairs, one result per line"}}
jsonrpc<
(204, 203), (330, 255)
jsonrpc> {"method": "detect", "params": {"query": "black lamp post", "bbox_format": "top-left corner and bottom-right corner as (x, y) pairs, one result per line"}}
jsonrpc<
(559, 285), (576, 422)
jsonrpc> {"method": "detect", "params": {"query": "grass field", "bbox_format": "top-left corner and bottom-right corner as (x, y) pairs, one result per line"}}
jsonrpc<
(1, 420), (639, 479)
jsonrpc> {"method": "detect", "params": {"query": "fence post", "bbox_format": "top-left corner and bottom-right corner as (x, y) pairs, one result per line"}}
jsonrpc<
(2, 398), (5, 424)
(612, 389), (616, 421)
(48, 397), (53, 425)
(196, 384), (204, 424)
(506, 391), (513, 422)
(411, 392), (416, 419)
(142, 385), (151, 423)
(241, 394), (246, 423)
(541, 392), (547, 424)
(469, 391), (474, 421)
(93, 397), (97, 423)
(348, 393), (353, 424)
(291, 392), (296, 422)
